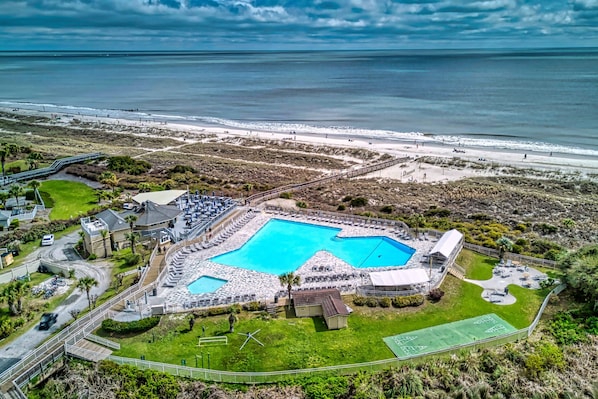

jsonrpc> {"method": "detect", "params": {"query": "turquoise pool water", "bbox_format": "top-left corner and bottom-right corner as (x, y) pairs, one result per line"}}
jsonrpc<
(211, 219), (415, 275)
(187, 276), (228, 294)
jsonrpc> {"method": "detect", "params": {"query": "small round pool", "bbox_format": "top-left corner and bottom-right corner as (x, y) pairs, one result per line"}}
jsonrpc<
(187, 276), (228, 295)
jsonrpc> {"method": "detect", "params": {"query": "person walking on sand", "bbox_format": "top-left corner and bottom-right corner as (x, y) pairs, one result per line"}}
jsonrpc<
(524, 154), (527, 159)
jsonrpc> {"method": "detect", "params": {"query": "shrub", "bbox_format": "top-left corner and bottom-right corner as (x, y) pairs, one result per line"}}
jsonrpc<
(378, 297), (391, 308)
(352, 296), (367, 306)
(9, 219), (19, 229)
(349, 197), (368, 207)
(302, 376), (349, 399)
(279, 192), (292, 199)
(427, 288), (445, 302)
(242, 301), (264, 311)
(365, 297), (378, 307)
(547, 312), (588, 345)
(107, 156), (151, 175)
(342, 195), (353, 202)
(424, 208), (451, 218)
(296, 201), (307, 209)
(337, 204), (346, 211)
(392, 294), (424, 308)
(88, 253), (97, 260)
(168, 164), (196, 175)
(207, 307), (229, 316)
(380, 205), (393, 214)
(101, 316), (160, 334)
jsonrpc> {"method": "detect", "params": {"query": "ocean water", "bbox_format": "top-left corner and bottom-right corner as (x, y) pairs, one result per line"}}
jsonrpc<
(0, 49), (597, 156)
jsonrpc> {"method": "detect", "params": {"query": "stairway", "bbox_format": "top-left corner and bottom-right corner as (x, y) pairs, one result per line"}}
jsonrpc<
(266, 303), (278, 318)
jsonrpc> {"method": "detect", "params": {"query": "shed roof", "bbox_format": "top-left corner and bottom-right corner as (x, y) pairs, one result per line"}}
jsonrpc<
(293, 289), (349, 317)
(428, 229), (463, 260)
(369, 269), (430, 287)
(132, 190), (187, 206)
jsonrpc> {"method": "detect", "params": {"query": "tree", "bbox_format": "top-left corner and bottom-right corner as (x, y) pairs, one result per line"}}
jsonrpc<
(99, 171), (119, 193)
(409, 213), (426, 238)
(189, 316), (195, 331)
(28, 180), (41, 204)
(0, 191), (9, 209)
(0, 143), (18, 177)
(125, 232), (140, 254)
(8, 184), (24, 207)
(228, 312), (236, 333)
(100, 229), (109, 258)
(560, 245), (598, 311)
(125, 215), (137, 232)
(1, 280), (30, 316)
(496, 236), (514, 260)
(26, 152), (43, 170)
(279, 272), (301, 304)
(77, 276), (99, 309)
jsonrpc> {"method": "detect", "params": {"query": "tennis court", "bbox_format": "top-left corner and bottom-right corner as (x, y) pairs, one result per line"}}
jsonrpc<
(383, 314), (517, 359)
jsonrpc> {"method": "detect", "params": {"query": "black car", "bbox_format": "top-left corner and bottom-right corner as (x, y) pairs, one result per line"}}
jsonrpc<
(39, 313), (58, 330)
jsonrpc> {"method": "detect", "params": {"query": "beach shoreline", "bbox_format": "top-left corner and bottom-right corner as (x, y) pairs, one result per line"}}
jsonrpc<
(2, 106), (597, 184)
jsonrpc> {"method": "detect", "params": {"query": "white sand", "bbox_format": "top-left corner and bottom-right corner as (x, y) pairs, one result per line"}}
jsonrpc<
(4, 107), (597, 183)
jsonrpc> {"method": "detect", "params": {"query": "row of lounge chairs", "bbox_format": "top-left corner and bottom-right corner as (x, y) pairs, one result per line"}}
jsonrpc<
(183, 293), (257, 309)
(304, 273), (359, 283)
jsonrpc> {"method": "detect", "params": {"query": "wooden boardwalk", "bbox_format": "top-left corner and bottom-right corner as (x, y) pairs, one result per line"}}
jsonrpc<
(66, 340), (112, 362)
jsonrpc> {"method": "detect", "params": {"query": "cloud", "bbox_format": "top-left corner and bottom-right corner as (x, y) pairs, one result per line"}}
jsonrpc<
(0, 0), (596, 49)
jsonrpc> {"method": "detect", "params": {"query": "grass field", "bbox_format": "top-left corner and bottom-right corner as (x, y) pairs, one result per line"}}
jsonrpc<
(383, 313), (517, 359)
(39, 180), (98, 220)
(105, 259), (548, 371)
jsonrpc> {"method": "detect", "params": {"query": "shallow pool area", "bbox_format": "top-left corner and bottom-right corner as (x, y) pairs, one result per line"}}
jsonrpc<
(211, 219), (415, 275)
(187, 276), (228, 294)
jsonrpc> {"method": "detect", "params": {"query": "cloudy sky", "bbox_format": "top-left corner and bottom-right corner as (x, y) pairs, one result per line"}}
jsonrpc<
(1, 0), (597, 50)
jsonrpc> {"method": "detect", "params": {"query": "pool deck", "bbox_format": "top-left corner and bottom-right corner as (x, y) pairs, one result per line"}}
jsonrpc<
(155, 209), (442, 313)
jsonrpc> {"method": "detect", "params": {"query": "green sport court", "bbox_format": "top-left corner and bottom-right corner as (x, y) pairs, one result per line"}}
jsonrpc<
(383, 314), (517, 359)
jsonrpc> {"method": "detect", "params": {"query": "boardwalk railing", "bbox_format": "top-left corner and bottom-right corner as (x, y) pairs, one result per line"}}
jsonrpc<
(0, 152), (103, 186)
(246, 156), (410, 206)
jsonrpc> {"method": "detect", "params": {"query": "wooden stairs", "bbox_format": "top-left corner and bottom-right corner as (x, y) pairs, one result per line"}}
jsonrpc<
(66, 339), (112, 362)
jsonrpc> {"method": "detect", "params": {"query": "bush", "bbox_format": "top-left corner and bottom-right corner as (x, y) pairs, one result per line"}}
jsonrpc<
(427, 288), (445, 302)
(107, 156), (151, 175)
(279, 192), (292, 199)
(242, 301), (264, 311)
(352, 296), (367, 306)
(88, 253), (97, 260)
(380, 205), (393, 214)
(9, 219), (19, 229)
(392, 294), (425, 308)
(342, 195), (353, 202)
(296, 201), (307, 209)
(337, 204), (346, 211)
(424, 207), (451, 218)
(365, 297), (378, 307)
(349, 197), (368, 207)
(207, 307), (229, 316)
(101, 316), (160, 334)
(378, 297), (391, 308)
(547, 312), (588, 345)
(302, 376), (349, 399)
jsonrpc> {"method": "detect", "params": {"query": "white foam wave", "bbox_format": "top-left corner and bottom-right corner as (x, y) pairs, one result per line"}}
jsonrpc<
(2, 100), (596, 157)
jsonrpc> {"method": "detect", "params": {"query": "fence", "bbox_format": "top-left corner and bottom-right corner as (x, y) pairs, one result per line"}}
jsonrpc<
(462, 242), (558, 269)
(103, 283), (566, 384)
(0, 152), (103, 187)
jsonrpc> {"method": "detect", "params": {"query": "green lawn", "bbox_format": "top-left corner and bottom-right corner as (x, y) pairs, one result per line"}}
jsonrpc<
(39, 180), (98, 220)
(457, 249), (496, 280)
(105, 252), (548, 371)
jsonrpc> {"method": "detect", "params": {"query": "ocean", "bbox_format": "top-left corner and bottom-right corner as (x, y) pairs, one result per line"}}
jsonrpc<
(0, 49), (597, 156)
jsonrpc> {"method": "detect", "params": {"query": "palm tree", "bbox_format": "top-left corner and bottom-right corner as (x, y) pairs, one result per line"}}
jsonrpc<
(0, 191), (9, 209)
(28, 180), (41, 204)
(496, 236), (514, 260)
(124, 215), (137, 232)
(0, 280), (30, 315)
(0, 143), (18, 177)
(8, 184), (24, 207)
(26, 152), (43, 170)
(99, 171), (119, 193)
(125, 232), (140, 254)
(409, 213), (426, 238)
(100, 229), (109, 258)
(279, 272), (301, 304)
(77, 276), (99, 309)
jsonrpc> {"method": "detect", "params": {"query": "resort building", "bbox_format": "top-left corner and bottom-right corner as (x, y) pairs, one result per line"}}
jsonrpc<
(428, 229), (464, 265)
(293, 288), (350, 330)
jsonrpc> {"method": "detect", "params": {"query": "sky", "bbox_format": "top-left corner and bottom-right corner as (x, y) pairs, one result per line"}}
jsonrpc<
(1, 0), (597, 50)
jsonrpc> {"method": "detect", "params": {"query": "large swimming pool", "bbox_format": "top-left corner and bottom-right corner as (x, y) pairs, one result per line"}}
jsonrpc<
(211, 219), (415, 275)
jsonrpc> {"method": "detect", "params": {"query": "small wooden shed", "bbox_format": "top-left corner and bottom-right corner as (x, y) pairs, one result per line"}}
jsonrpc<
(293, 289), (349, 330)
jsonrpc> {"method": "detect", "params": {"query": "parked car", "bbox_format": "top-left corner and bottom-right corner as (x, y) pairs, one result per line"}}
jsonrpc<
(41, 234), (54, 246)
(39, 313), (58, 330)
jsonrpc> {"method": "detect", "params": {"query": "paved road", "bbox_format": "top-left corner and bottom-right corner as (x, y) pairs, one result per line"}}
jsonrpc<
(0, 231), (113, 373)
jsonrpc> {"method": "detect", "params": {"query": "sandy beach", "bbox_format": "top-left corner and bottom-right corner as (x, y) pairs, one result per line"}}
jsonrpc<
(6, 106), (596, 185)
